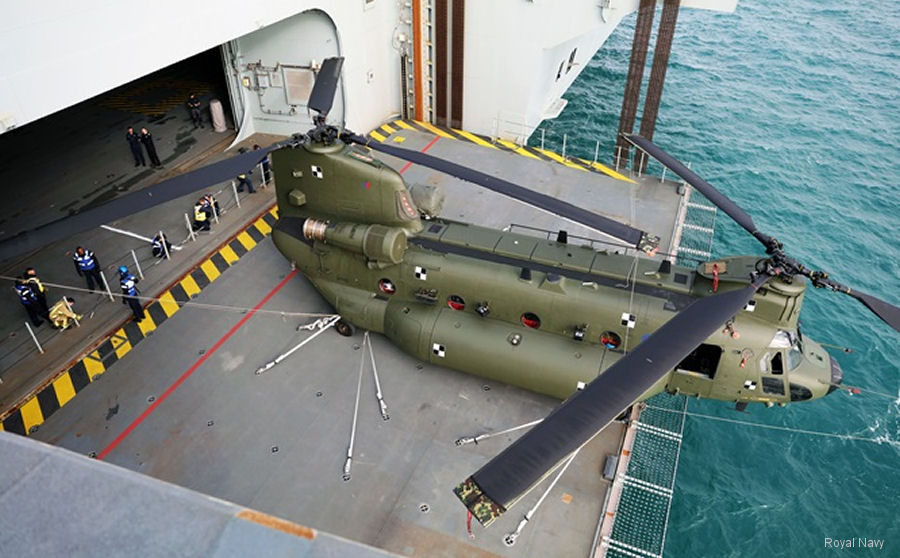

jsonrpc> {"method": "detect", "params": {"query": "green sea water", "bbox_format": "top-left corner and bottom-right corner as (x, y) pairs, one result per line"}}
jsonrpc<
(538, 1), (899, 556)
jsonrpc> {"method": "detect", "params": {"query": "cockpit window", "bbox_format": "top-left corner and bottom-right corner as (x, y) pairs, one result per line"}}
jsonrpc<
(768, 330), (803, 372)
(769, 330), (792, 348)
(771, 352), (784, 375)
(786, 347), (802, 371)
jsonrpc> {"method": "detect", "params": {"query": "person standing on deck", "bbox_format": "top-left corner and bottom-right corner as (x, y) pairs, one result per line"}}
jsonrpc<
(72, 246), (103, 292)
(126, 127), (145, 167)
(187, 94), (203, 128)
(23, 267), (50, 319)
(118, 265), (144, 323)
(140, 127), (162, 167)
(14, 278), (46, 327)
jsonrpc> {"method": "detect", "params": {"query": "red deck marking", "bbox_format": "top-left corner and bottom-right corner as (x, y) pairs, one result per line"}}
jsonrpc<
(399, 135), (440, 174)
(97, 270), (298, 461)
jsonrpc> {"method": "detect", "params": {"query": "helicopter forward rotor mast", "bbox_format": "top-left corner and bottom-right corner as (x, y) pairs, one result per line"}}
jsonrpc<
(626, 134), (900, 333)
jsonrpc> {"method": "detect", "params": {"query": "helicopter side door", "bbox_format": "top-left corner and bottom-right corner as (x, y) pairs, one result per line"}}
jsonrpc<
(758, 350), (787, 399)
(667, 343), (723, 397)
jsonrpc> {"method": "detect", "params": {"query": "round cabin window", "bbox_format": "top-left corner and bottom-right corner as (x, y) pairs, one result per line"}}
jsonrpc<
(521, 312), (541, 329)
(378, 278), (396, 295)
(447, 294), (465, 311)
(600, 331), (622, 349)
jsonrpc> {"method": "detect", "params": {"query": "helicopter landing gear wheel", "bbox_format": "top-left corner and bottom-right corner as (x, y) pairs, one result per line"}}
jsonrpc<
(335, 319), (356, 337)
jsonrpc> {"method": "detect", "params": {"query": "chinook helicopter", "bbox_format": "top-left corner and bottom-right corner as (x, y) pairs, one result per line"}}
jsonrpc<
(1, 58), (897, 529)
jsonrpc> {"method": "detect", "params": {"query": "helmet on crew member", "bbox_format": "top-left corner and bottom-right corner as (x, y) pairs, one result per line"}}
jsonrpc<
(118, 265), (128, 275)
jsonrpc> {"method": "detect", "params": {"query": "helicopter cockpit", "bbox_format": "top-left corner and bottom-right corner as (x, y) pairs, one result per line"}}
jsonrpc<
(758, 327), (839, 402)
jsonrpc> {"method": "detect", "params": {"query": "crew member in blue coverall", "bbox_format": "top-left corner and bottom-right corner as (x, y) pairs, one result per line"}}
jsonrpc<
(118, 265), (144, 323)
(73, 246), (103, 292)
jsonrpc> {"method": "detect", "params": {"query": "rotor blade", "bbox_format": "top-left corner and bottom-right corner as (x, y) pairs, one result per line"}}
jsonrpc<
(454, 278), (766, 527)
(625, 134), (773, 247)
(308, 57), (344, 117)
(850, 290), (900, 332)
(814, 275), (900, 333)
(348, 134), (660, 255)
(0, 142), (285, 262)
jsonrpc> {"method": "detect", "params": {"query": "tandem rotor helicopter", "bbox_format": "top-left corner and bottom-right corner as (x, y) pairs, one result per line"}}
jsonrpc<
(1, 58), (897, 528)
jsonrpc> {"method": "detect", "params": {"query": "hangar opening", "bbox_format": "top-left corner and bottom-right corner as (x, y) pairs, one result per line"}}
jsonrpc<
(0, 47), (234, 239)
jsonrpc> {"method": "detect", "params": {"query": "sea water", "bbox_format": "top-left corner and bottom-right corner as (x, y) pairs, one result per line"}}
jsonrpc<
(538, 0), (899, 555)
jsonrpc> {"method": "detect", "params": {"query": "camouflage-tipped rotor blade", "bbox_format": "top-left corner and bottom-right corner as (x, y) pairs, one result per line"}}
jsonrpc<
(308, 57), (344, 118)
(454, 278), (767, 527)
(625, 134), (773, 248)
(349, 134), (659, 254)
(0, 142), (286, 262)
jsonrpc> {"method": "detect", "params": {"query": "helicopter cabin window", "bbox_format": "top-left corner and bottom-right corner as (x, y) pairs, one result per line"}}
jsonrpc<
(447, 295), (465, 311)
(600, 331), (621, 350)
(378, 278), (396, 295)
(521, 312), (541, 329)
(675, 344), (723, 379)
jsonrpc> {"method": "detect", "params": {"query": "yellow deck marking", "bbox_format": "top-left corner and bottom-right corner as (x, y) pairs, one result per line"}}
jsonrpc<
(236, 231), (257, 251)
(535, 148), (587, 171)
(587, 161), (637, 184)
(253, 218), (272, 236)
(159, 291), (180, 317)
(269, 207), (278, 218)
(496, 139), (540, 159)
(137, 313), (157, 336)
(392, 136), (406, 143)
(380, 123), (397, 134)
(369, 130), (387, 142)
(181, 275), (201, 298)
(20, 398), (43, 432)
(84, 352), (106, 378)
(219, 245), (239, 265)
(53, 374), (77, 407)
(111, 331), (132, 359)
(200, 259), (221, 282)
(453, 129), (497, 149)
(414, 120), (455, 139)
(393, 120), (415, 130)
(0, 421), (4, 432)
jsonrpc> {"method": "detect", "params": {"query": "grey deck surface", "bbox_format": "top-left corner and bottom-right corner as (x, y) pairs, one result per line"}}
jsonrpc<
(8, 117), (689, 556)
(382, 127), (683, 255)
(0, 432), (396, 558)
(33, 237), (624, 557)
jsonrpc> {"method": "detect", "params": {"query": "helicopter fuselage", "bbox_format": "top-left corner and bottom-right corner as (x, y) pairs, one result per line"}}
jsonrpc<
(270, 140), (839, 406)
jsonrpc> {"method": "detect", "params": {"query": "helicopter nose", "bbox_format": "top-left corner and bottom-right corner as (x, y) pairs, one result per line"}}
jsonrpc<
(826, 355), (843, 395)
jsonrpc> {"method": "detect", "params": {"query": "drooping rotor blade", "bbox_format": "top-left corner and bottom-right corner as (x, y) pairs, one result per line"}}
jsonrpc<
(626, 134), (900, 333)
(0, 142), (286, 262)
(810, 275), (900, 333)
(347, 134), (660, 255)
(626, 134), (774, 248)
(454, 277), (767, 527)
(850, 290), (900, 332)
(308, 57), (344, 118)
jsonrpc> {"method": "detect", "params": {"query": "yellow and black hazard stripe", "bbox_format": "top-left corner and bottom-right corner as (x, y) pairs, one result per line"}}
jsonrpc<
(367, 119), (636, 184)
(0, 207), (279, 436)
(100, 76), (215, 117)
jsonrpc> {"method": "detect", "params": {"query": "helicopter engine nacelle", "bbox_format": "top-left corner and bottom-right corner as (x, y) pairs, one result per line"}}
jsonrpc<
(302, 218), (407, 265)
